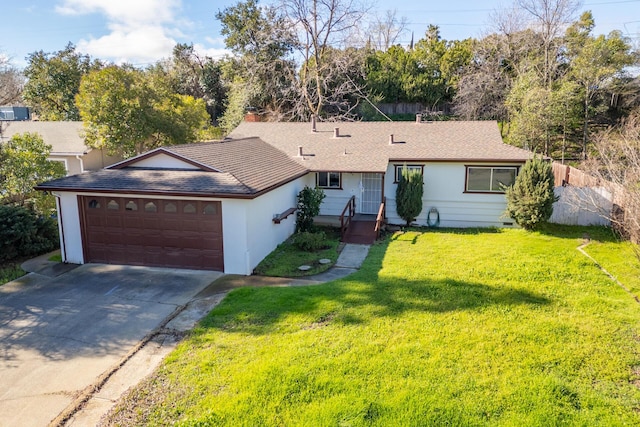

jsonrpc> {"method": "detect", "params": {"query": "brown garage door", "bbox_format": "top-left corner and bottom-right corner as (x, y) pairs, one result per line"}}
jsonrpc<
(80, 196), (224, 271)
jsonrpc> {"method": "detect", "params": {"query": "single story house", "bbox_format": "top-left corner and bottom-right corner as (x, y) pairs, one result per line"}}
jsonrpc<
(36, 117), (534, 275)
(1, 121), (122, 175)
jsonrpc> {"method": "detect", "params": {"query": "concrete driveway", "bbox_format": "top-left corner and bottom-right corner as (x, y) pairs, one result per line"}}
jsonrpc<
(0, 263), (222, 427)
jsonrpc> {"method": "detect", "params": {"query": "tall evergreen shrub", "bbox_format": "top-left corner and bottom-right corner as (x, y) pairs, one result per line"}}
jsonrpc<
(505, 157), (557, 230)
(296, 186), (325, 233)
(395, 166), (424, 226)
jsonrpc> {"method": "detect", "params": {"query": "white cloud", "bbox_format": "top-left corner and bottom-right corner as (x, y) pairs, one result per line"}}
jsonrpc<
(192, 43), (230, 60)
(77, 26), (177, 65)
(56, 0), (184, 64)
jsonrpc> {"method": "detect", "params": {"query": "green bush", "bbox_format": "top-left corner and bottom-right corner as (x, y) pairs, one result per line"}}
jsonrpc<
(296, 186), (326, 233)
(505, 157), (558, 230)
(292, 231), (328, 251)
(0, 205), (59, 263)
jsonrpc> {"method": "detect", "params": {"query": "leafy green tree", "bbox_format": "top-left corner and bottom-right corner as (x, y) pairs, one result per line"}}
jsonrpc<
(296, 186), (325, 233)
(505, 71), (554, 153)
(365, 28), (472, 108)
(0, 132), (66, 214)
(565, 12), (636, 157)
(23, 43), (102, 120)
(76, 65), (211, 158)
(217, 0), (299, 119)
(505, 157), (557, 230)
(395, 166), (424, 226)
(155, 43), (228, 125)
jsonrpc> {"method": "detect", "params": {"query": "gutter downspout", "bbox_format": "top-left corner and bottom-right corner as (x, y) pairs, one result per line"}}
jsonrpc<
(53, 192), (67, 262)
(76, 155), (85, 173)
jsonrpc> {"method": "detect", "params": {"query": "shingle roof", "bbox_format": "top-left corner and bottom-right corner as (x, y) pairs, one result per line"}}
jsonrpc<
(229, 121), (534, 172)
(163, 137), (308, 193)
(35, 168), (250, 196)
(0, 121), (87, 154)
(38, 137), (309, 197)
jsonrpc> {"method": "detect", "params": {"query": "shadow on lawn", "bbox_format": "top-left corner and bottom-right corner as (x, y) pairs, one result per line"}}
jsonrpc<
(198, 240), (551, 335)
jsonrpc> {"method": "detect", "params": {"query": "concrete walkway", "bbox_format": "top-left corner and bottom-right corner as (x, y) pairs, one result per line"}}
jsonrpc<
(62, 243), (370, 425)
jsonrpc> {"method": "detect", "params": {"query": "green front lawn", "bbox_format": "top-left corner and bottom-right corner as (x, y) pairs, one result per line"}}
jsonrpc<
(108, 226), (640, 426)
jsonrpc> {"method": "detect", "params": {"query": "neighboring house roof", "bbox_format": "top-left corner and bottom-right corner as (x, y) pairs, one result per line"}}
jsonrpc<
(0, 121), (88, 155)
(38, 137), (309, 198)
(229, 121), (534, 173)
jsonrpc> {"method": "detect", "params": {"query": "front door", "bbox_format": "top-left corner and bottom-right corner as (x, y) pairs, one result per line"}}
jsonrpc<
(360, 173), (383, 214)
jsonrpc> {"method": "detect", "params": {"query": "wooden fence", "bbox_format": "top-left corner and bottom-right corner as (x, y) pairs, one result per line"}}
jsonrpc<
(550, 162), (611, 226)
(552, 162), (599, 187)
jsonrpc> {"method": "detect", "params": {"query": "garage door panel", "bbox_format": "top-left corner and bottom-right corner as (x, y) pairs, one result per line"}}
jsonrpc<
(81, 197), (223, 271)
(123, 215), (143, 228)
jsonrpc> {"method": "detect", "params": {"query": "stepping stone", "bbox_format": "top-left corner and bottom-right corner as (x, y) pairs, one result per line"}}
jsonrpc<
(319, 259), (332, 265)
(298, 265), (312, 271)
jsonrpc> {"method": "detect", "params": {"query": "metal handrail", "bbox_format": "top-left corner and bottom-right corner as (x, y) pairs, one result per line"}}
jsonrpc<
(340, 196), (356, 240)
(374, 197), (386, 239)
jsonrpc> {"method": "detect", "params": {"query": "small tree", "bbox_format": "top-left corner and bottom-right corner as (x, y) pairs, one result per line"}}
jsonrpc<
(395, 166), (424, 226)
(505, 157), (557, 230)
(0, 132), (66, 215)
(296, 186), (325, 233)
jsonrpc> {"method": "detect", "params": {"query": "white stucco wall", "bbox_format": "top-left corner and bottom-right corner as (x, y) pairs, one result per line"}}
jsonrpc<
(53, 176), (309, 275)
(244, 178), (307, 274)
(385, 162), (518, 228)
(54, 191), (84, 263)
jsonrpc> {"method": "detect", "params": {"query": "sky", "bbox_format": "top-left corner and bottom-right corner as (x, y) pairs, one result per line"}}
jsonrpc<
(2, 0), (639, 68)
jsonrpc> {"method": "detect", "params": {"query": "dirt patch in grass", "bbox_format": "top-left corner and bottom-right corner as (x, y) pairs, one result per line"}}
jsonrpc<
(195, 275), (295, 298)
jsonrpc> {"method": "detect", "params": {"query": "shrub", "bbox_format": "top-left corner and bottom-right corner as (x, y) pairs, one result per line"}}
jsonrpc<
(0, 205), (59, 263)
(292, 231), (328, 251)
(395, 166), (424, 226)
(296, 186), (326, 233)
(505, 157), (558, 230)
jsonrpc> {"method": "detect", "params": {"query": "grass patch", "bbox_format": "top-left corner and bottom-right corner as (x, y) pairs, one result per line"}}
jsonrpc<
(254, 227), (341, 277)
(107, 226), (640, 426)
(48, 253), (62, 262)
(0, 263), (26, 285)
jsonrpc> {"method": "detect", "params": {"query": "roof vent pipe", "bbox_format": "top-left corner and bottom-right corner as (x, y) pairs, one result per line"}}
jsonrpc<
(297, 146), (303, 157)
(334, 127), (340, 138)
(389, 134), (395, 145)
(416, 113), (422, 123)
(311, 115), (317, 132)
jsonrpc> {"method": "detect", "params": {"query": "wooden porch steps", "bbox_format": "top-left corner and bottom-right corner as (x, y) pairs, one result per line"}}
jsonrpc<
(342, 220), (377, 245)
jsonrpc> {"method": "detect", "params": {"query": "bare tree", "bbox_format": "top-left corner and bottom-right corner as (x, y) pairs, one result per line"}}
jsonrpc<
(585, 112), (640, 245)
(516, 0), (581, 85)
(356, 9), (409, 51)
(281, 0), (370, 119)
(0, 54), (24, 106)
